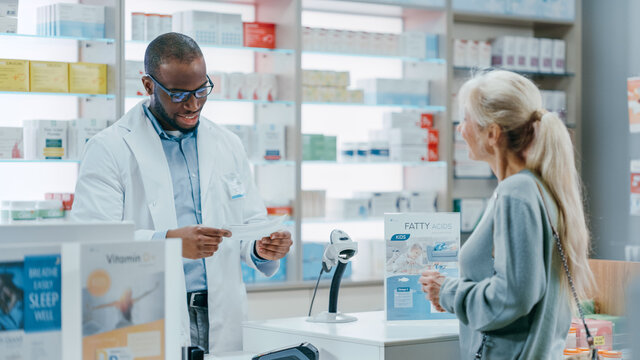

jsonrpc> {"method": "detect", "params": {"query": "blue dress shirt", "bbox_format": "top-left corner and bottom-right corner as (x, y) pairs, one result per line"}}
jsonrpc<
(144, 107), (268, 292)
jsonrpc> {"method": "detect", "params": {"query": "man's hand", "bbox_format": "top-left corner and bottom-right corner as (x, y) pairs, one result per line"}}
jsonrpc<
(167, 226), (231, 260)
(418, 269), (447, 313)
(256, 230), (292, 261)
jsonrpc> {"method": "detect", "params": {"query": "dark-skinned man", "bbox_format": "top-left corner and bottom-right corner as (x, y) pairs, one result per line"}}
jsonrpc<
(71, 33), (292, 354)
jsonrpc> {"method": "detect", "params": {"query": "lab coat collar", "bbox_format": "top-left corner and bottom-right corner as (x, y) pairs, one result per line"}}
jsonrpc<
(121, 100), (178, 231)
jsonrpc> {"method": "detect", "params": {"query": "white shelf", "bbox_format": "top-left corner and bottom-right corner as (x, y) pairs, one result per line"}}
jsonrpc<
(452, 10), (575, 26)
(125, 95), (294, 106)
(303, 161), (446, 167)
(0, 91), (114, 99)
(0, 159), (80, 163)
(302, 102), (446, 112)
(126, 40), (294, 54)
(0, 33), (115, 42)
(303, 51), (446, 64)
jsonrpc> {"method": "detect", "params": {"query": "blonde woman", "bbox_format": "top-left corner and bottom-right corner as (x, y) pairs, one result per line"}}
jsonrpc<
(419, 70), (594, 359)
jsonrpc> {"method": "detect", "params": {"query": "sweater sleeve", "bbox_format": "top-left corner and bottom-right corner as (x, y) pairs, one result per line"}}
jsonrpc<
(439, 194), (546, 332)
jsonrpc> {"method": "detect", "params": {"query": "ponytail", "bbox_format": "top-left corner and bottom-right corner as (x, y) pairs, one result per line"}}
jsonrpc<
(526, 112), (594, 299)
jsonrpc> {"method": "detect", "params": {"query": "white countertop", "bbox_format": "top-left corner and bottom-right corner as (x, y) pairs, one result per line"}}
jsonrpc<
(206, 351), (254, 360)
(243, 311), (459, 347)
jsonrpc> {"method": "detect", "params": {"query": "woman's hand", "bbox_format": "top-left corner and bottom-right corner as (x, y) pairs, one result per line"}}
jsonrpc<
(418, 270), (446, 312)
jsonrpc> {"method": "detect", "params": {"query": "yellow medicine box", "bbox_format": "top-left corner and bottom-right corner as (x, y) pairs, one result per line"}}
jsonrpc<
(0, 59), (29, 92)
(30, 61), (69, 93)
(69, 62), (107, 95)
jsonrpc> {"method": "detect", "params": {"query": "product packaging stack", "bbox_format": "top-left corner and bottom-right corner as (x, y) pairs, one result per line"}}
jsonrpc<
(131, 12), (172, 41)
(357, 78), (430, 107)
(37, 3), (105, 38)
(302, 69), (363, 104)
(0, 0), (18, 33)
(491, 36), (566, 74)
(173, 10), (242, 46)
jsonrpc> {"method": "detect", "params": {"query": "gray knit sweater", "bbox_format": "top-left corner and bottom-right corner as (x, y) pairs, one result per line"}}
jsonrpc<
(439, 169), (571, 359)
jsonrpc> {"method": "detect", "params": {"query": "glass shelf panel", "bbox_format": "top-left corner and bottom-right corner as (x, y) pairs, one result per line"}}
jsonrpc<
(0, 33), (115, 43)
(303, 160), (446, 167)
(0, 159), (80, 163)
(0, 91), (115, 99)
(453, 66), (575, 78)
(303, 51), (446, 64)
(302, 102), (446, 112)
(126, 95), (294, 106)
(126, 40), (294, 54)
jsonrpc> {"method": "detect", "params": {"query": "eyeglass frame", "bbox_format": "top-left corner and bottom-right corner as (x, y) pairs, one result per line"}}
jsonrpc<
(145, 73), (214, 103)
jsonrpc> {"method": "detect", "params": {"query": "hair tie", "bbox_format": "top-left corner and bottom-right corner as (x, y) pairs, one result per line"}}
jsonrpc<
(529, 109), (546, 124)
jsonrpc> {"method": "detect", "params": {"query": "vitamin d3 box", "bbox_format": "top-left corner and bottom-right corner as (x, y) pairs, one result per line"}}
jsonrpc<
(23, 120), (68, 160)
(69, 62), (107, 94)
(30, 61), (69, 93)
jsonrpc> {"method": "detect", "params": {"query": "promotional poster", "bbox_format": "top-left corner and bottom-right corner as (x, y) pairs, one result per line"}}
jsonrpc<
(0, 248), (61, 360)
(385, 213), (460, 321)
(81, 242), (165, 360)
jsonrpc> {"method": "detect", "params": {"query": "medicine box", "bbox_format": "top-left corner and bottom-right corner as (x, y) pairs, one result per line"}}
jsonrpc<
(0, 0), (18, 17)
(453, 39), (467, 67)
(402, 32), (427, 59)
(478, 41), (492, 68)
(257, 73), (277, 101)
(369, 192), (401, 217)
(358, 78), (429, 106)
(527, 38), (540, 72)
(208, 72), (229, 100)
(538, 38), (553, 73)
(303, 134), (322, 161)
(383, 112), (420, 129)
(30, 61), (69, 93)
(69, 62), (107, 94)
(515, 37), (529, 71)
(552, 39), (566, 74)
(0, 59), (29, 92)
(389, 128), (437, 146)
(0, 16), (17, 33)
(0, 127), (22, 159)
(243, 22), (275, 49)
(68, 118), (108, 160)
(23, 120), (68, 160)
(254, 123), (285, 161)
(466, 40), (479, 68)
(507, 0), (537, 16)
(326, 197), (369, 219)
(491, 36), (517, 69)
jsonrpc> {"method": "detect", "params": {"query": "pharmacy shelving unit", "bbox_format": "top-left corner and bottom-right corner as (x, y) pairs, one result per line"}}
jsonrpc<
(2, 0), (581, 291)
(0, 0), (123, 203)
(446, 0), (582, 236)
(297, 0), (450, 285)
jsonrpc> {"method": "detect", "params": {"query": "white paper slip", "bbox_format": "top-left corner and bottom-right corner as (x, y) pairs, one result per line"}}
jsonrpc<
(223, 216), (287, 241)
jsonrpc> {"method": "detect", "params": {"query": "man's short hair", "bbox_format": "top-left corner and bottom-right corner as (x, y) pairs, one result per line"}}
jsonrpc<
(144, 32), (203, 76)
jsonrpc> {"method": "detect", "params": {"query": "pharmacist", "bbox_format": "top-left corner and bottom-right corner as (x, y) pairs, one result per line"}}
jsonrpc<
(71, 33), (292, 354)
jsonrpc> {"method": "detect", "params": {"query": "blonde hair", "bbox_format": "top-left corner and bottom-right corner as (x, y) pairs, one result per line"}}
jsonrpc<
(458, 70), (594, 299)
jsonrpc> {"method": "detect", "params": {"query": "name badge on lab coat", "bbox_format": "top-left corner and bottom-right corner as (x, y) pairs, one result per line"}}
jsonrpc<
(223, 173), (245, 200)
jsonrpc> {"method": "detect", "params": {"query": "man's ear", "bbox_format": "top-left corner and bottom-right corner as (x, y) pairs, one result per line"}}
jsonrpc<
(142, 76), (153, 96)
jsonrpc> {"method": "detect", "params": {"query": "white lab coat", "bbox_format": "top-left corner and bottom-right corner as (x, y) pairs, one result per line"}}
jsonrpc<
(71, 100), (279, 353)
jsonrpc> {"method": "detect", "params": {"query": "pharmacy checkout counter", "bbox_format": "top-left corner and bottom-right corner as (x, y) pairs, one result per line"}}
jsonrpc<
(208, 311), (459, 360)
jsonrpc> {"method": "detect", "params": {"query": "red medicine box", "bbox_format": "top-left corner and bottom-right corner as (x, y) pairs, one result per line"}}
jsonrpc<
(420, 113), (434, 129)
(243, 22), (276, 49)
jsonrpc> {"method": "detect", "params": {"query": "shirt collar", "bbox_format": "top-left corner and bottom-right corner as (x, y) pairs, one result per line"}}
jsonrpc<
(143, 105), (197, 140)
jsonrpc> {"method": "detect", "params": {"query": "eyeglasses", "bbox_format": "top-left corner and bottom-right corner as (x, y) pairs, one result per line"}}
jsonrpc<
(146, 73), (214, 103)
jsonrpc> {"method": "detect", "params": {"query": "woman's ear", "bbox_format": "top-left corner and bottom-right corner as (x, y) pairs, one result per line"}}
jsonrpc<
(486, 123), (502, 148)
